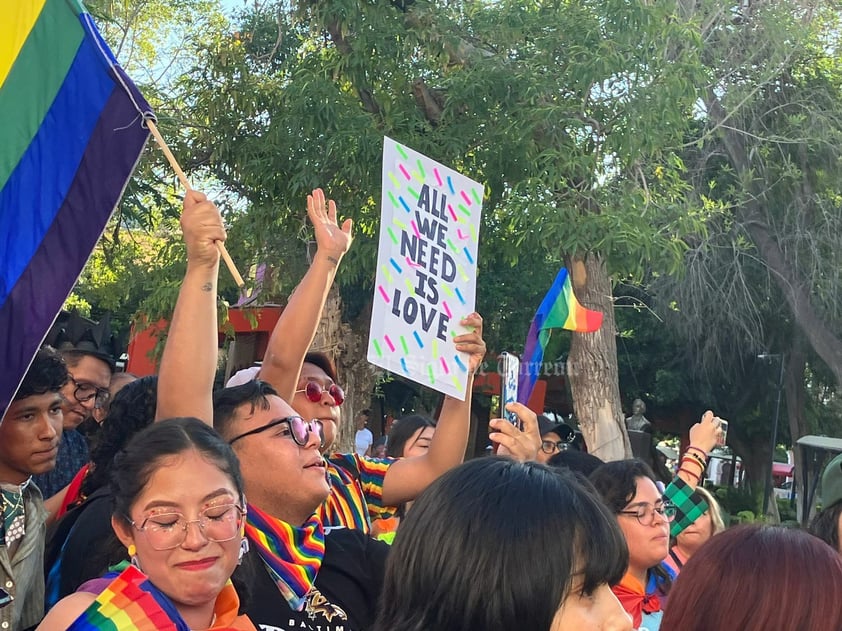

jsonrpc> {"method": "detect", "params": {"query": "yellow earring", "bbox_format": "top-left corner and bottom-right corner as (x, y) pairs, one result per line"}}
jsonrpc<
(128, 544), (137, 557)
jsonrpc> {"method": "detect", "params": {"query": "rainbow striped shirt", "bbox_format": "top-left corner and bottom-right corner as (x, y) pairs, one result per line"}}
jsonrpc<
(319, 454), (399, 533)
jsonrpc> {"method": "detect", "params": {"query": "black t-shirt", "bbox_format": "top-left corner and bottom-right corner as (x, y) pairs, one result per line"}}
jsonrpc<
(239, 526), (388, 631)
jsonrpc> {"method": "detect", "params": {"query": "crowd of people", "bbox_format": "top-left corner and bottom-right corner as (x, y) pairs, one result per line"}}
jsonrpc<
(3, 188), (842, 630)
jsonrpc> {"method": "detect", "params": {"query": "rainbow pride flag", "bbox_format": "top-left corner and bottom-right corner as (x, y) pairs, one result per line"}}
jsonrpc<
(67, 565), (187, 630)
(517, 267), (603, 404)
(0, 0), (152, 419)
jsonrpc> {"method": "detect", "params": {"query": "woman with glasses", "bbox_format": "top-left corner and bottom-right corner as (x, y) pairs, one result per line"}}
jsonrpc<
(38, 418), (255, 630)
(590, 460), (677, 631)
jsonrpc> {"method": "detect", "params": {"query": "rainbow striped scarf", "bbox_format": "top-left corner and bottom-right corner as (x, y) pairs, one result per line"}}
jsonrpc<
(245, 504), (325, 611)
(67, 565), (189, 630)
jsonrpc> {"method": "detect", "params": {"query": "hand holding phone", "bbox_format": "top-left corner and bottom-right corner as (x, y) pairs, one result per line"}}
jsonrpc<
(715, 417), (729, 446)
(500, 352), (520, 426)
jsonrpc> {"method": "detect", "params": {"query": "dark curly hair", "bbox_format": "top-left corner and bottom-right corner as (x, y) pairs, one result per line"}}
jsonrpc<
(81, 376), (157, 497)
(15, 346), (68, 400)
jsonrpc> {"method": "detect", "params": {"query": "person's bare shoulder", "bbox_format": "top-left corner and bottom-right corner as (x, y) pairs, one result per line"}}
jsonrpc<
(37, 592), (97, 630)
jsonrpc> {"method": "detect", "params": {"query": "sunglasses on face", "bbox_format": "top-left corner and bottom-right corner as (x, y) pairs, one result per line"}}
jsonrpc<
(295, 381), (345, 406)
(228, 415), (324, 447)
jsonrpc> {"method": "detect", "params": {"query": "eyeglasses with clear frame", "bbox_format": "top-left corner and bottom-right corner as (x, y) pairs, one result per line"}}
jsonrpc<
(128, 503), (246, 551)
(227, 415), (324, 447)
(70, 377), (110, 409)
(295, 381), (345, 406)
(618, 501), (677, 526)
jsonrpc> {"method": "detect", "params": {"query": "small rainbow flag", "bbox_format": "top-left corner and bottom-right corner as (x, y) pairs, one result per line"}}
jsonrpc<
(518, 267), (603, 404)
(67, 565), (188, 630)
(1, 0), (152, 419)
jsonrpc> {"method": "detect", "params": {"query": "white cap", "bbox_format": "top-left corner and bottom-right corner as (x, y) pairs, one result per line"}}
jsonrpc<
(226, 365), (261, 387)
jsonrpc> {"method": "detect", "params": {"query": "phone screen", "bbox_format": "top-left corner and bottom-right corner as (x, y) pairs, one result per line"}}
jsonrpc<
(500, 352), (520, 426)
(0, 587), (13, 609)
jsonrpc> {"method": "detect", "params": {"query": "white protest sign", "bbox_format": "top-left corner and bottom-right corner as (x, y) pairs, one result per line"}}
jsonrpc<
(367, 137), (483, 400)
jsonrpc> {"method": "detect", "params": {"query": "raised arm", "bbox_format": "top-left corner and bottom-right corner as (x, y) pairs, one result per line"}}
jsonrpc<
(666, 409), (722, 537)
(380, 313), (486, 505)
(258, 188), (353, 400)
(155, 191), (225, 423)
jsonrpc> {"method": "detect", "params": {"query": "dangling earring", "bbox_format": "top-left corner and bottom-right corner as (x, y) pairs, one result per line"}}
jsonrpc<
(128, 544), (141, 570)
(238, 538), (250, 565)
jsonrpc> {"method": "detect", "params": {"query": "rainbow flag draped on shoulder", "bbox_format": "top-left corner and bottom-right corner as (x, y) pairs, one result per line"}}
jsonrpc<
(517, 267), (603, 404)
(0, 0), (152, 418)
(67, 565), (188, 630)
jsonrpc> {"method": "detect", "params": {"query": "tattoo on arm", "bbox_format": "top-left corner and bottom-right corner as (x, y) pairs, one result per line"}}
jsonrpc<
(326, 256), (339, 267)
(201, 282), (213, 292)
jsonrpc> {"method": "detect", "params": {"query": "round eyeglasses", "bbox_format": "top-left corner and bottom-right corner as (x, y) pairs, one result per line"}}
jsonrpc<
(295, 381), (345, 406)
(70, 377), (110, 409)
(128, 504), (245, 551)
(227, 416), (324, 447)
(540, 439), (571, 454)
(618, 502), (677, 526)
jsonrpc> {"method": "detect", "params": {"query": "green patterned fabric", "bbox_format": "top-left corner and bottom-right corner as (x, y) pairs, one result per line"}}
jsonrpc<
(0, 478), (30, 546)
(665, 476), (709, 538)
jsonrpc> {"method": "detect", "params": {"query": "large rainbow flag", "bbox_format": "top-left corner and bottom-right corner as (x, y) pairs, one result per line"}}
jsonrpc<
(517, 267), (603, 404)
(1, 0), (152, 418)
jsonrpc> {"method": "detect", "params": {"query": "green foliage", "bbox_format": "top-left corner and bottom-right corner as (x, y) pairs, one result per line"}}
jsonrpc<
(165, 0), (722, 360)
(64, 0), (842, 451)
(714, 485), (760, 519)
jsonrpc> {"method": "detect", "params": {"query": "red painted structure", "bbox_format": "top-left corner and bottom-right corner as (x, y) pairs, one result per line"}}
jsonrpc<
(125, 307), (285, 376)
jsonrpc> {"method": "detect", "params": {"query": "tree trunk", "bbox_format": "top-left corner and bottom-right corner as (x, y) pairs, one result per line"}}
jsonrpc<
(742, 215), (842, 387)
(784, 335), (809, 523)
(566, 254), (631, 461)
(703, 91), (842, 388)
(313, 288), (378, 453)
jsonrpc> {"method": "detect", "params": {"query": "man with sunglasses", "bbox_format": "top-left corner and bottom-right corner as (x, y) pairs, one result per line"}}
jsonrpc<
(227, 189), (488, 536)
(156, 190), (486, 630)
(33, 311), (115, 499)
(156, 189), (384, 629)
(0, 347), (68, 630)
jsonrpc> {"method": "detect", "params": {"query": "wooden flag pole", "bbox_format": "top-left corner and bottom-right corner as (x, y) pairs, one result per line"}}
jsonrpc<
(146, 119), (245, 288)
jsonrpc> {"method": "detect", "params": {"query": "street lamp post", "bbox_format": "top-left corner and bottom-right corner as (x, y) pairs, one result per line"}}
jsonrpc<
(759, 353), (785, 517)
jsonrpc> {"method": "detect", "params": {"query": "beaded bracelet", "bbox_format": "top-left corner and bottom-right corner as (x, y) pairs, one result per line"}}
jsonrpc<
(687, 445), (708, 459)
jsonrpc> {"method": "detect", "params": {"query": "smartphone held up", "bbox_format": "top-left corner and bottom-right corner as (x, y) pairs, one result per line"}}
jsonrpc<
(500, 352), (520, 427)
(715, 417), (728, 447)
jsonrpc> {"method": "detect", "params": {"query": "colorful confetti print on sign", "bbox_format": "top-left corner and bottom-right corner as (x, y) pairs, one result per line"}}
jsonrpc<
(368, 137), (483, 401)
